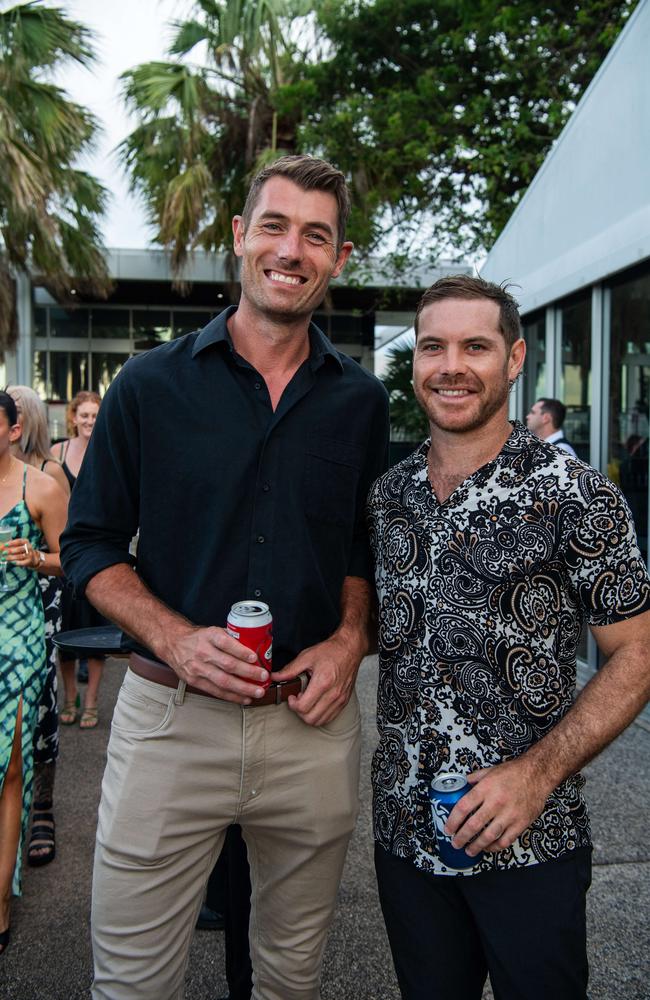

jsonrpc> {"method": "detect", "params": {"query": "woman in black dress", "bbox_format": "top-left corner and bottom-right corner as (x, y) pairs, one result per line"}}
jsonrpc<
(54, 391), (106, 730)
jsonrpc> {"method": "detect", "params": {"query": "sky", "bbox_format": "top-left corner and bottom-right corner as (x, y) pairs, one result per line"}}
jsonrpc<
(62, 0), (194, 248)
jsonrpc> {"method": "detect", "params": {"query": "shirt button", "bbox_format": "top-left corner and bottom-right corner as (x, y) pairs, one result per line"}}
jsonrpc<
(254, 589), (262, 598)
(254, 382), (262, 390)
(262, 483), (271, 493)
(257, 535), (265, 544)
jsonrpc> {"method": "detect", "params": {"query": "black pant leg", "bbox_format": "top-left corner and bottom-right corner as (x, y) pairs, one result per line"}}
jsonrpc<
(460, 848), (592, 1000)
(204, 840), (228, 914)
(374, 844), (487, 1000)
(225, 825), (253, 1000)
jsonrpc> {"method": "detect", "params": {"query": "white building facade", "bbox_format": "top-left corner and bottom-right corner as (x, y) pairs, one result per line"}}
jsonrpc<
(482, 0), (650, 675)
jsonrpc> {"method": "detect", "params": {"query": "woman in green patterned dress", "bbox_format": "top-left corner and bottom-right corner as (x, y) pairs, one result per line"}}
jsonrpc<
(0, 392), (67, 954)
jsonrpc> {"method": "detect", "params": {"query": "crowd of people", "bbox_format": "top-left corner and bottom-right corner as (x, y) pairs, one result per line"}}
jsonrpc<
(1, 154), (649, 1000)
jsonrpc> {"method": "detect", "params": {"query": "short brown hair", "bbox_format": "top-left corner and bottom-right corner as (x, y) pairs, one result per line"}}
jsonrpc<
(537, 397), (566, 430)
(67, 390), (101, 436)
(414, 275), (522, 349)
(241, 155), (351, 250)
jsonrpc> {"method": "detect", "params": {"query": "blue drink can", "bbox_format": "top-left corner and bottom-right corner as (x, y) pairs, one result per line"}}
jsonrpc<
(430, 772), (484, 870)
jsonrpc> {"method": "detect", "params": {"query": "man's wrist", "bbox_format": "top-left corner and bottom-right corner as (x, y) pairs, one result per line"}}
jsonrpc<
(334, 620), (370, 661)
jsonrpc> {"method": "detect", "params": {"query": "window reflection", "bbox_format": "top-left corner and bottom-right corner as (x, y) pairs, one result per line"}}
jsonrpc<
(92, 353), (130, 396)
(608, 264), (650, 563)
(91, 309), (131, 340)
(172, 313), (212, 339)
(49, 351), (87, 401)
(559, 295), (591, 463)
(133, 310), (172, 350)
(522, 312), (545, 413)
(32, 352), (47, 397)
(34, 308), (47, 338)
(50, 307), (89, 339)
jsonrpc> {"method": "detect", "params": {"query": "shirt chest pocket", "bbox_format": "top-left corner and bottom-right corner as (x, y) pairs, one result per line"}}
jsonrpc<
(304, 438), (362, 526)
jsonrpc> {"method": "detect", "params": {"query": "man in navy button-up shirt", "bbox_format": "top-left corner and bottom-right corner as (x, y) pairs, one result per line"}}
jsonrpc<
(61, 156), (389, 1000)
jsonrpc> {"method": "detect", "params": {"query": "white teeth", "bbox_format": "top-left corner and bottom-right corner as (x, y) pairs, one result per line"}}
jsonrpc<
(269, 271), (302, 285)
(437, 389), (470, 396)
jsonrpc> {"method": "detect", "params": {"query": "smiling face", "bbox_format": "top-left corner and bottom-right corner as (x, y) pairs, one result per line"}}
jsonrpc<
(232, 176), (353, 323)
(413, 297), (526, 435)
(73, 401), (99, 440)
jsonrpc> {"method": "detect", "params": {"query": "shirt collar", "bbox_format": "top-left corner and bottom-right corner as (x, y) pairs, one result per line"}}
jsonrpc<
(192, 305), (343, 372)
(546, 429), (564, 445)
(410, 420), (534, 478)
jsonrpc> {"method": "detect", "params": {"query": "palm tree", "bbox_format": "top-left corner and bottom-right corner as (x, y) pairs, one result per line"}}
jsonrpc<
(381, 340), (429, 441)
(119, 0), (316, 279)
(0, 1), (111, 350)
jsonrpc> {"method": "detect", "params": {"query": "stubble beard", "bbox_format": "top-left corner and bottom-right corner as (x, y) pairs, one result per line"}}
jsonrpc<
(415, 374), (511, 435)
(241, 259), (318, 326)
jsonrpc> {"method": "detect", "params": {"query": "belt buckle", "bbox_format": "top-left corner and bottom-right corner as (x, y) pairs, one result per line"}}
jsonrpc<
(272, 672), (308, 705)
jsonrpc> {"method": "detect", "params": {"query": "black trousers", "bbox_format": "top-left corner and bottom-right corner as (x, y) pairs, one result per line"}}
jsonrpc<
(375, 844), (592, 1000)
(205, 825), (253, 1000)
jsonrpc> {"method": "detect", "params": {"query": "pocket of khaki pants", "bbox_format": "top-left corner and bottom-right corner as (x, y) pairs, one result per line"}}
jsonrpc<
(317, 693), (361, 738)
(111, 684), (175, 737)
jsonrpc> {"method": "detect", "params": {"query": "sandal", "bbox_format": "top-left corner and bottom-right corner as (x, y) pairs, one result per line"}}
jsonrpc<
(27, 801), (55, 867)
(80, 706), (99, 729)
(60, 694), (80, 726)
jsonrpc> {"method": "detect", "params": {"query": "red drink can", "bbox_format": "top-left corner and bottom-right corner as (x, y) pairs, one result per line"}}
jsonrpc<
(226, 601), (273, 689)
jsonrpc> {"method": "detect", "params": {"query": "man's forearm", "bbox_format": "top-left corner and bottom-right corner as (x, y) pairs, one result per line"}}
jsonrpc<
(524, 638), (650, 794)
(86, 563), (194, 662)
(334, 575), (374, 661)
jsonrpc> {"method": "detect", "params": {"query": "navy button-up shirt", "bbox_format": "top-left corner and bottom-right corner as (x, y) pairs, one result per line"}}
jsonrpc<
(61, 307), (390, 667)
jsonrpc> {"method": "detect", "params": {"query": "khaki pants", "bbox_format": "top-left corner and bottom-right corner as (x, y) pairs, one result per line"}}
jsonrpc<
(91, 668), (361, 1000)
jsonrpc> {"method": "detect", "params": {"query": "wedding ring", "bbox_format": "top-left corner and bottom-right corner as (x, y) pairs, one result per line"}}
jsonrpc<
(24, 543), (29, 555)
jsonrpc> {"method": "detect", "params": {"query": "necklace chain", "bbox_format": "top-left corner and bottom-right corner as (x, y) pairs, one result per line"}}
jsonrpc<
(0, 459), (15, 485)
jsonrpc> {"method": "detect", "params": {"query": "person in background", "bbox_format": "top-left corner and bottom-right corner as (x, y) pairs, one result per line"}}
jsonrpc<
(0, 391), (67, 954)
(526, 396), (577, 457)
(55, 391), (107, 730)
(368, 275), (650, 1000)
(7, 385), (69, 868)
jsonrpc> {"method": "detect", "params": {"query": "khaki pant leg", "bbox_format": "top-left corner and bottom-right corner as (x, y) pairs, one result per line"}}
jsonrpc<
(91, 671), (243, 1000)
(241, 693), (362, 1000)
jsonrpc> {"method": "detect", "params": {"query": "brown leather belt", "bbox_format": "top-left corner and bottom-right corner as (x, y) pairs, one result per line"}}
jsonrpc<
(129, 652), (307, 707)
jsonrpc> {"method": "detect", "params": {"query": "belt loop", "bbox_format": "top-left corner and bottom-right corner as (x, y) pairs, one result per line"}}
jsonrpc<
(174, 680), (187, 705)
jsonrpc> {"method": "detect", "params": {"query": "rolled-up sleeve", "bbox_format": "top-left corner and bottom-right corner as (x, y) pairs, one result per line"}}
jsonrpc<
(60, 364), (141, 596)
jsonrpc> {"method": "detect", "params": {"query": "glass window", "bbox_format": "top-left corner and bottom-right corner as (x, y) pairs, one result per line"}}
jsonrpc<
(607, 264), (650, 563)
(133, 310), (172, 350)
(49, 351), (88, 401)
(521, 312), (545, 413)
(34, 307), (47, 339)
(314, 311), (370, 346)
(50, 307), (89, 339)
(47, 402), (68, 444)
(559, 294), (591, 463)
(32, 352), (47, 397)
(92, 353), (130, 396)
(172, 312), (212, 339)
(91, 309), (131, 340)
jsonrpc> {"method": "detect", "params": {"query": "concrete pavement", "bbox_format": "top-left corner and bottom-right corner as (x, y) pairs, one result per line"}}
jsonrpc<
(0, 656), (648, 999)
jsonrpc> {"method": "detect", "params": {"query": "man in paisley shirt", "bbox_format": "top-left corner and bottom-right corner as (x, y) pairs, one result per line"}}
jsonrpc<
(367, 275), (650, 1000)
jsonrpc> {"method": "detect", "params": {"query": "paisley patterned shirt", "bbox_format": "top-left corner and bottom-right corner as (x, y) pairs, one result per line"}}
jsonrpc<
(368, 421), (650, 876)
